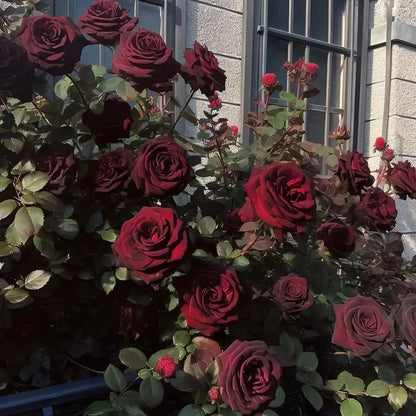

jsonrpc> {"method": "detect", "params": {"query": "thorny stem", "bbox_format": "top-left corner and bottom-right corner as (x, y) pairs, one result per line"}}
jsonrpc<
(171, 89), (196, 133)
(260, 91), (271, 129)
(32, 99), (52, 126)
(66, 73), (89, 109)
(116, 376), (141, 403)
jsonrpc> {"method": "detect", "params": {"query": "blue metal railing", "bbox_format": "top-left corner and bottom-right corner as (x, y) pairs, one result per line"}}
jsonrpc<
(0, 376), (108, 416)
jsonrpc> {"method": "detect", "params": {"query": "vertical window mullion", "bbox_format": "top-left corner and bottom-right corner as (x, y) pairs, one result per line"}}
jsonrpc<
(346, 0), (356, 148)
(325, 0), (333, 148)
(262, 0), (269, 80)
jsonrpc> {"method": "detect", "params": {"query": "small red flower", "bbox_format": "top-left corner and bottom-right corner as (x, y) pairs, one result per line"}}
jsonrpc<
(208, 387), (220, 404)
(230, 125), (238, 135)
(261, 72), (277, 87)
(382, 148), (395, 161)
(305, 62), (319, 74)
(154, 355), (176, 378)
(374, 136), (386, 150)
(208, 93), (222, 109)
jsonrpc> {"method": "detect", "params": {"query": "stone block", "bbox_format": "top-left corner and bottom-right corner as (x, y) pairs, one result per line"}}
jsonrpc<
(392, 44), (416, 81)
(189, 0), (243, 13)
(390, 79), (416, 118)
(367, 47), (386, 85)
(393, 0), (416, 27)
(365, 82), (385, 121)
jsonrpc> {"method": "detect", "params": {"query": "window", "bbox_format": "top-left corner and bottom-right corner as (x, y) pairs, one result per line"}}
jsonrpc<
(49, 0), (165, 67)
(246, 0), (368, 150)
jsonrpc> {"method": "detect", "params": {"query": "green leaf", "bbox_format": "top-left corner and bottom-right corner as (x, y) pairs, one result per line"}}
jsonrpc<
(301, 385), (323, 411)
(24, 270), (51, 290)
(279, 90), (297, 103)
(340, 398), (363, 416)
(269, 385), (285, 408)
(0, 241), (20, 257)
(296, 352), (318, 372)
(119, 348), (147, 371)
(170, 370), (200, 392)
(5, 222), (29, 246)
(403, 373), (416, 390)
(115, 267), (130, 281)
(182, 110), (198, 126)
(33, 191), (63, 212)
(54, 76), (73, 100)
(216, 241), (233, 258)
(99, 230), (118, 243)
(388, 385), (408, 410)
(11, 160), (36, 175)
(83, 400), (115, 415)
(21, 171), (50, 192)
(33, 233), (56, 259)
(0, 199), (17, 220)
(92, 65), (107, 78)
(375, 365), (397, 384)
(366, 380), (390, 398)
(177, 404), (204, 416)
(337, 371), (365, 393)
(261, 410), (278, 416)
(99, 77), (123, 93)
(173, 330), (191, 347)
(101, 272), (116, 295)
(326, 154), (338, 168)
(14, 206), (44, 236)
(148, 348), (179, 368)
(0, 177), (12, 192)
(139, 377), (164, 409)
(259, 126), (278, 137)
(4, 287), (30, 304)
(197, 216), (216, 235)
(104, 364), (127, 392)
(116, 80), (137, 101)
(54, 218), (79, 240)
(232, 256), (250, 271)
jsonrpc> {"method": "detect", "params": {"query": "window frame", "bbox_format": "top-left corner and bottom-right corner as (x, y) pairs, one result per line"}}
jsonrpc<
(242, 0), (370, 151)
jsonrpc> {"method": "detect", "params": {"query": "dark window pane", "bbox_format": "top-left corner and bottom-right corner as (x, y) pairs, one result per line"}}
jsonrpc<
(290, 43), (307, 94)
(306, 110), (325, 144)
(330, 53), (347, 108)
(310, 0), (328, 41)
(266, 38), (289, 90)
(138, 2), (162, 33)
(293, 0), (306, 35)
(309, 48), (328, 106)
(268, 0), (289, 31)
(332, 0), (347, 45)
(119, 0), (136, 14)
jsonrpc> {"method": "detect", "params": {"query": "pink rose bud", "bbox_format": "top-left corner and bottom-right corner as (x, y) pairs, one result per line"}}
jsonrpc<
(382, 148), (395, 161)
(150, 107), (159, 114)
(374, 136), (386, 150)
(261, 72), (277, 87)
(305, 62), (319, 74)
(154, 354), (176, 378)
(230, 125), (238, 135)
(208, 387), (220, 404)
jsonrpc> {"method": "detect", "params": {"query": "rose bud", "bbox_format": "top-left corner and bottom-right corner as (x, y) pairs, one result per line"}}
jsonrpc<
(305, 62), (319, 73)
(208, 387), (219, 404)
(316, 222), (356, 258)
(154, 355), (176, 378)
(261, 72), (277, 87)
(230, 125), (239, 135)
(374, 136), (386, 151)
(329, 125), (350, 141)
(382, 148), (395, 161)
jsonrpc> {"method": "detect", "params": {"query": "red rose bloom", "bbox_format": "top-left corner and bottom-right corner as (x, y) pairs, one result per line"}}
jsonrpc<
(336, 151), (374, 195)
(217, 340), (281, 414)
(244, 162), (316, 240)
(382, 148), (395, 161)
(92, 148), (133, 193)
(332, 296), (394, 357)
(374, 136), (386, 150)
(316, 222), (356, 258)
(395, 294), (416, 348)
(351, 187), (397, 231)
(389, 160), (416, 200)
(261, 72), (277, 87)
(180, 265), (242, 336)
(36, 143), (77, 194)
(272, 274), (313, 318)
(132, 136), (195, 196)
(112, 207), (188, 284)
(78, 0), (138, 46)
(230, 125), (239, 135)
(0, 38), (34, 102)
(113, 28), (180, 92)
(180, 41), (226, 97)
(17, 15), (86, 76)
(82, 98), (133, 147)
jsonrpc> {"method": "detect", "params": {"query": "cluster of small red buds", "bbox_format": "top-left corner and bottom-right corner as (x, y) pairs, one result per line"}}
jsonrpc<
(283, 58), (319, 85)
(373, 136), (395, 162)
(208, 93), (222, 110)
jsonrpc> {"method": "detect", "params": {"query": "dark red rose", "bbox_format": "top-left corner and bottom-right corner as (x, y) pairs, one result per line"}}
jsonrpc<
(17, 15), (86, 76)
(390, 161), (416, 200)
(316, 222), (356, 258)
(224, 197), (258, 233)
(332, 296), (394, 357)
(82, 98), (132, 147)
(179, 265), (242, 336)
(112, 207), (188, 284)
(272, 274), (313, 318)
(36, 143), (76, 194)
(336, 151), (374, 195)
(180, 41), (226, 97)
(244, 163), (316, 240)
(78, 0), (137, 46)
(395, 294), (416, 348)
(351, 187), (397, 231)
(0, 38), (34, 102)
(132, 136), (195, 196)
(92, 148), (133, 193)
(217, 340), (281, 415)
(112, 29), (180, 92)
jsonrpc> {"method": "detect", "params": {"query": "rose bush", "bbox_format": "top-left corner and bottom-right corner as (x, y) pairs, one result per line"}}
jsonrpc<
(2, 4), (416, 416)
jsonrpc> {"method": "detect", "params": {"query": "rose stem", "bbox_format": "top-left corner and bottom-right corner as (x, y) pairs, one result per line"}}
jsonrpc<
(31, 98), (52, 126)
(66, 73), (89, 109)
(171, 89), (196, 133)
